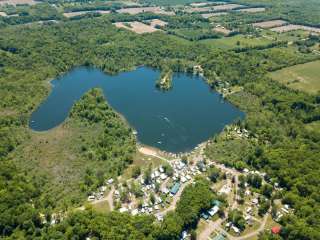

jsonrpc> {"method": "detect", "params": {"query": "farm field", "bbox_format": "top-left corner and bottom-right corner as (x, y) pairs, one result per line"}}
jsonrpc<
(201, 12), (227, 18)
(116, 6), (174, 15)
(113, 21), (159, 34)
(0, 0), (37, 5)
(270, 24), (320, 34)
(253, 20), (287, 29)
(63, 10), (110, 18)
(237, 7), (265, 13)
(269, 60), (320, 94)
(200, 34), (273, 49)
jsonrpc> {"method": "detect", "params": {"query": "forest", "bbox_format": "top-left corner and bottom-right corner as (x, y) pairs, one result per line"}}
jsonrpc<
(0, 2), (319, 240)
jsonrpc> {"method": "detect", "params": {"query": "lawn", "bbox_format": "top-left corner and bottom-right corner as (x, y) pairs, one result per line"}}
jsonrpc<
(200, 34), (273, 50)
(92, 200), (110, 213)
(269, 60), (320, 94)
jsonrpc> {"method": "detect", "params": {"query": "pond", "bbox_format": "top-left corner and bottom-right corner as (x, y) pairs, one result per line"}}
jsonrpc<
(30, 67), (244, 153)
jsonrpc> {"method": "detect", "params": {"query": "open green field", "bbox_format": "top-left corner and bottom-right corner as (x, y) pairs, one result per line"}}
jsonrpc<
(269, 60), (320, 94)
(200, 34), (273, 49)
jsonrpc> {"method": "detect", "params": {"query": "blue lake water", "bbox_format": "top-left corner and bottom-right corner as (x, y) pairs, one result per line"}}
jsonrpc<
(30, 67), (244, 153)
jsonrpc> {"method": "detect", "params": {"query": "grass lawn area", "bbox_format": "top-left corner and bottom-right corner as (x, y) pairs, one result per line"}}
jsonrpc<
(92, 200), (110, 213)
(269, 60), (320, 94)
(121, 151), (166, 180)
(305, 121), (320, 134)
(200, 34), (273, 50)
(196, 219), (208, 236)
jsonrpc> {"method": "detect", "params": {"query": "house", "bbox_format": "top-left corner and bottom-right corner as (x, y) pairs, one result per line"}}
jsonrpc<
(212, 200), (222, 207)
(201, 212), (209, 220)
(170, 183), (180, 195)
(131, 209), (139, 216)
(107, 178), (114, 184)
(87, 195), (95, 201)
(160, 173), (167, 180)
(161, 187), (169, 194)
(119, 207), (128, 213)
(208, 205), (219, 216)
(231, 225), (240, 234)
(181, 176), (187, 183)
(252, 198), (259, 205)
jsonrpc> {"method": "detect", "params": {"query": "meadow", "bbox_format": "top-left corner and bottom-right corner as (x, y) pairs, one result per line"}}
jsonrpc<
(269, 60), (320, 94)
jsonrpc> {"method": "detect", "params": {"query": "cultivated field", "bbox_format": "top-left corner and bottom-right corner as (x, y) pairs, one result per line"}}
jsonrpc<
(271, 24), (320, 34)
(113, 21), (159, 34)
(63, 10), (110, 18)
(238, 7), (266, 13)
(149, 19), (168, 28)
(253, 20), (287, 29)
(117, 6), (174, 15)
(201, 34), (273, 49)
(212, 3), (244, 11)
(269, 60), (320, 94)
(0, 0), (37, 5)
(185, 6), (212, 13)
(201, 12), (227, 18)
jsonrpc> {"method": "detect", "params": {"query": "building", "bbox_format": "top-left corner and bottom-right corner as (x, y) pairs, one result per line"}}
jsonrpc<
(170, 183), (181, 195)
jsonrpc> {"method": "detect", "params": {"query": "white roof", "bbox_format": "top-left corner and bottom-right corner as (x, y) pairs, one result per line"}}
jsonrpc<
(208, 205), (219, 216)
(119, 207), (128, 213)
(131, 209), (139, 216)
(232, 225), (240, 233)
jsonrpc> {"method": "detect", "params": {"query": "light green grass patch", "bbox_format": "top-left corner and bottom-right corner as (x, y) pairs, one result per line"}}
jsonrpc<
(200, 34), (273, 49)
(269, 60), (320, 94)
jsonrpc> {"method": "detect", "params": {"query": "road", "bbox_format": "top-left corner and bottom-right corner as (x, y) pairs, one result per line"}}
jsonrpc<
(216, 214), (269, 240)
(198, 219), (223, 240)
(160, 182), (188, 215)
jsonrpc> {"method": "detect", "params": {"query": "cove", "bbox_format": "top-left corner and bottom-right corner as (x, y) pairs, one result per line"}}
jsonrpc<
(30, 67), (244, 153)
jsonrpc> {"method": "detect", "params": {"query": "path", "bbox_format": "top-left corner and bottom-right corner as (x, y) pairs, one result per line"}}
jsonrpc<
(214, 214), (269, 240)
(198, 219), (223, 240)
(77, 186), (115, 211)
(160, 182), (188, 215)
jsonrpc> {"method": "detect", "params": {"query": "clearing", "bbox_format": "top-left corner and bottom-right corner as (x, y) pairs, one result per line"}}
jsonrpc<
(113, 21), (159, 34)
(237, 7), (265, 13)
(201, 34), (273, 49)
(213, 26), (232, 35)
(0, 0), (37, 5)
(270, 24), (320, 34)
(148, 19), (168, 28)
(269, 60), (320, 94)
(253, 20), (287, 29)
(201, 12), (227, 18)
(117, 6), (174, 15)
(63, 10), (110, 18)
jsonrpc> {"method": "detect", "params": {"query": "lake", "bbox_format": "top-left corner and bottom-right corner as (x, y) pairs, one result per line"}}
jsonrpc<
(30, 67), (244, 153)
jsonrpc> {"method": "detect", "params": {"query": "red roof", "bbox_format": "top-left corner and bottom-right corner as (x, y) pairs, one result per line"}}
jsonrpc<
(271, 226), (281, 234)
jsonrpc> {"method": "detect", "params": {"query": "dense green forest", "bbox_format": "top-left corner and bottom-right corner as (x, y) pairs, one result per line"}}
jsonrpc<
(0, 1), (320, 239)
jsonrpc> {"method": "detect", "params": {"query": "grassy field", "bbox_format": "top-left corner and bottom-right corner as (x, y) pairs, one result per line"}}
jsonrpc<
(200, 34), (273, 49)
(269, 60), (320, 94)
